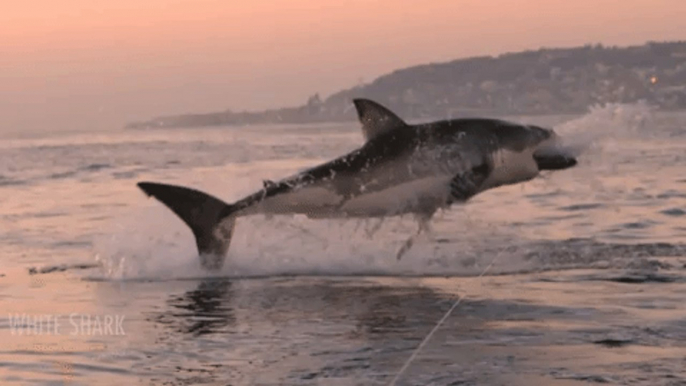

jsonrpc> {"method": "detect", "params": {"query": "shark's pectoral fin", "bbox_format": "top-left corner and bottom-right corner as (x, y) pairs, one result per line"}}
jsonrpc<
(448, 163), (490, 203)
(352, 98), (408, 141)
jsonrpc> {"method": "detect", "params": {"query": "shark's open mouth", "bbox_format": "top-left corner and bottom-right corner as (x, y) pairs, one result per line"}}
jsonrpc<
(533, 153), (577, 170)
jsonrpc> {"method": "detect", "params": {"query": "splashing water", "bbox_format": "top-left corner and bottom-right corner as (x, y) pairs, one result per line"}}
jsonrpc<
(553, 101), (656, 157)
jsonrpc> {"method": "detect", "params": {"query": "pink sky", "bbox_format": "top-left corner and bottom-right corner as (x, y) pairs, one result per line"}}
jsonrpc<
(1, 0), (685, 133)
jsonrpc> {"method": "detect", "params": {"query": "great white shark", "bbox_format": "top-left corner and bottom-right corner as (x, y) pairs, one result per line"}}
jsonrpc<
(137, 99), (577, 269)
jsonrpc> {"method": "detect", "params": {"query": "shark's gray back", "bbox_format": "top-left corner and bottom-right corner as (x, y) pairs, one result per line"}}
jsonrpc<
(234, 118), (551, 218)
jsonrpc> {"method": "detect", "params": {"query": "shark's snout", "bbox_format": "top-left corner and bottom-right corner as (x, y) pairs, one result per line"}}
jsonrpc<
(532, 130), (578, 171)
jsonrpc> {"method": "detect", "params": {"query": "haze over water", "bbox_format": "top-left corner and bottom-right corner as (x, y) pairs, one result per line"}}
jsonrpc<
(2, 1), (686, 134)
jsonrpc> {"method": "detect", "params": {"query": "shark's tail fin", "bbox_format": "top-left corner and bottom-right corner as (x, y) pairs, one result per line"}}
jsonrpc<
(137, 182), (236, 270)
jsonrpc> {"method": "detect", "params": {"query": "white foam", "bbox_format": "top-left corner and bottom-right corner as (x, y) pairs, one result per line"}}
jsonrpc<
(92, 196), (522, 280)
(554, 101), (656, 157)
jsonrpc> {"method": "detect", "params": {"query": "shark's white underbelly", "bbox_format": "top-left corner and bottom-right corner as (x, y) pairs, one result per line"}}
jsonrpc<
(482, 148), (539, 190)
(247, 185), (343, 216)
(337, 175), (452, 217)
(243, 175), (453, 218)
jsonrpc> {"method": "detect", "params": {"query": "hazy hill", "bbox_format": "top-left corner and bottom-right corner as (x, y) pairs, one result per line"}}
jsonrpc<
(127, 41), (686, 129)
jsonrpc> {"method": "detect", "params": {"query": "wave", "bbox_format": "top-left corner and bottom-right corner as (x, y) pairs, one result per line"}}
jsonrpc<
(47, 163), (113, 180)
(28, 263), (100, 275)
(0, 175), (26, 187)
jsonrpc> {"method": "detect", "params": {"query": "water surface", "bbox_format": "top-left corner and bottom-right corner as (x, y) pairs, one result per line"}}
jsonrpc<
(0, 104), (685, 385)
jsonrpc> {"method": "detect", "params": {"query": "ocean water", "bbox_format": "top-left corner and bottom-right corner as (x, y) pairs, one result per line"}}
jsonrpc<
(0, 104), (685, 385)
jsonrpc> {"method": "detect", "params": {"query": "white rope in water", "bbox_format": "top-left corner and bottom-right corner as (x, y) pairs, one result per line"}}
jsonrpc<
(387, 250), (502, 386)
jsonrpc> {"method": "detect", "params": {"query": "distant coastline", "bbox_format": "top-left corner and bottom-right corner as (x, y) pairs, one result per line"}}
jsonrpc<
(126, 41), (686, 129)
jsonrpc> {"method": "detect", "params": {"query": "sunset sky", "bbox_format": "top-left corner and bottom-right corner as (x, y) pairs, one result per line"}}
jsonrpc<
(2, 0), (685, 134)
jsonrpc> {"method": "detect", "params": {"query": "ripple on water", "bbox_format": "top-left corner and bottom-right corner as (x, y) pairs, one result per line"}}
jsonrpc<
(621, 220), (658, 230)
(591, 273), (682, 284)
(660, 208), (685, 217)
(558, 203), (605, 212)
(656, 190), (686, 199)
(47, 170), (78, 180)
(111, 167), (149, 179)
(81, 163), (112, 172)
(592, 338), (635, 348)
(0, 176), (27, 187)
(46, 163), (113, 181)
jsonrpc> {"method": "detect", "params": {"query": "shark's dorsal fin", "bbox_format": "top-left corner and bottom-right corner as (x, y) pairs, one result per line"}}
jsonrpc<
(352, 99), (408, 141)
